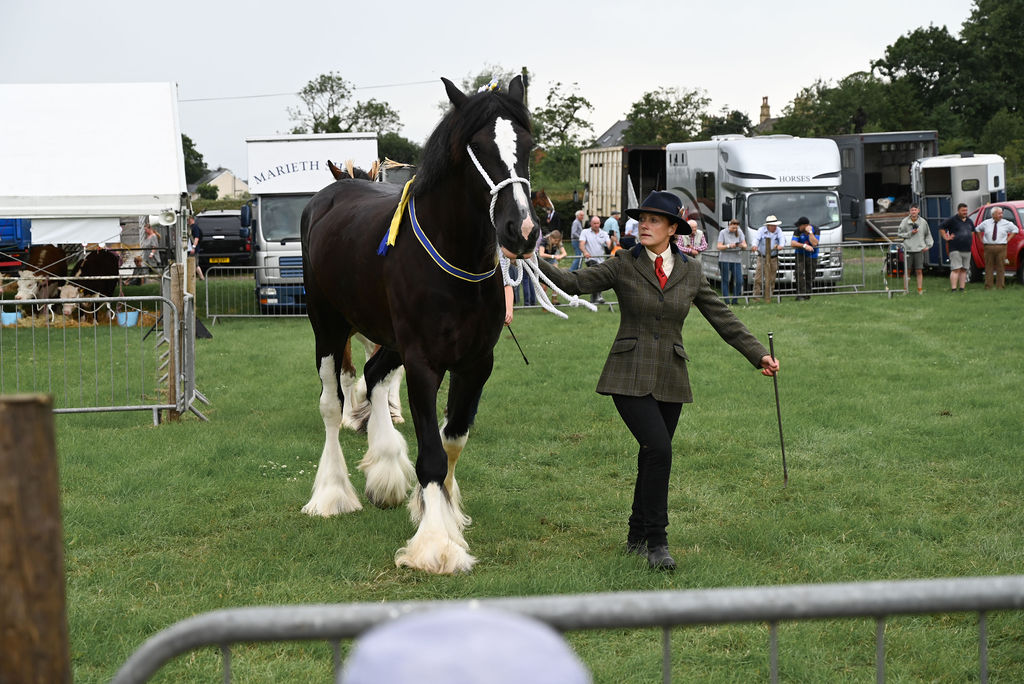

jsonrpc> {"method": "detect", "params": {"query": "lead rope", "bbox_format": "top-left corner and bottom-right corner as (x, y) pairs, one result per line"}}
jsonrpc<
(465, 143), (595, 319)
(499, 251), (598, 320)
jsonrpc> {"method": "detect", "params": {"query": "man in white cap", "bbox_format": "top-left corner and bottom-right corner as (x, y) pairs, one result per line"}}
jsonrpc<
(751, 215), (783, 301)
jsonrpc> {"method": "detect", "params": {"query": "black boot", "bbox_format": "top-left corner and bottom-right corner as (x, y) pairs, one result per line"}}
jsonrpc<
(647, 545), (676, 571)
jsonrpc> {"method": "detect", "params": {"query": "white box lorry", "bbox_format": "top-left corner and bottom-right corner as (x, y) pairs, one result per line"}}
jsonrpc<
(241, 133), (378, 313)
(665, 135), (844, 287)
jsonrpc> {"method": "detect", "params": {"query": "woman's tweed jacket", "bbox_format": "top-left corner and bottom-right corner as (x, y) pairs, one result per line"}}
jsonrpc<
(538, 242), (768, 403)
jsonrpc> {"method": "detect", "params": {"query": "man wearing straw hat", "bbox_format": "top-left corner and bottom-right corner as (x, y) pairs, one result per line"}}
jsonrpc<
(751, 215), (784, 301)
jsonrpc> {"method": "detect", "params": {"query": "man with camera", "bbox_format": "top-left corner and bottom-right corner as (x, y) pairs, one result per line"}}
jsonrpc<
(897, 204), (933, 294)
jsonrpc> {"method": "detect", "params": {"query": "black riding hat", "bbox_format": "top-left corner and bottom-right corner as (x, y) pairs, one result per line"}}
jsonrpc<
(625, 191), (691, 235)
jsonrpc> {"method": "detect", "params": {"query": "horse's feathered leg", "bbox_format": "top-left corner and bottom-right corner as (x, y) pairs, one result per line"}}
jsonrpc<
(339, 336), (366, 432)
(302, 352), (363, 516)
(408, 359), (491, 528)
(395, 357), (476, 574)
(357, 348), (414, 508)
(388, 366), (405, 424)
(302, 303), (362, 516)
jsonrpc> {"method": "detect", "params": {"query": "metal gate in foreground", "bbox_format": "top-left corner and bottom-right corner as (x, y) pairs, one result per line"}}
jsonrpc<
(0, 290), (202, 424)
(112, 575), (1024, 684)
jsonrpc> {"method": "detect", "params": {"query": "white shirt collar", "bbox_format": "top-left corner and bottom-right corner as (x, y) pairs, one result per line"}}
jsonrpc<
(645, 245), (675, 276)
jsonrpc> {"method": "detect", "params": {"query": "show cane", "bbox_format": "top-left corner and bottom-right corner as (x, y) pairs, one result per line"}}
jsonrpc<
(768, 332), (787, 488)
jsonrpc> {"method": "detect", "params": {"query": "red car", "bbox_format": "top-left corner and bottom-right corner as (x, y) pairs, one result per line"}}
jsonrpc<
(969, 200), (1024, 285)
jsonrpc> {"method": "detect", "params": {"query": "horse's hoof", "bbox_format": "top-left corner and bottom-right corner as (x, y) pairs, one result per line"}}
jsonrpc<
(301, 487), (363, 516)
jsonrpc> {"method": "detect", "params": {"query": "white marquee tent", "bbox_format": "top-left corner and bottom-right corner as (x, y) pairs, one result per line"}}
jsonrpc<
(0, 82), (188, 248)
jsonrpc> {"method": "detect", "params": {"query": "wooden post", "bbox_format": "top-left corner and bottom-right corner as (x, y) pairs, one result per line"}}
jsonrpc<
(168, 262), (184, 422)
(0, 394), (71, 683)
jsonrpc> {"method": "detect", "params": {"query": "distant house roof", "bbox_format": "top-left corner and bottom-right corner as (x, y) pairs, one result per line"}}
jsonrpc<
(752, 117), (777, 135)
(187, 167), (232, 193)
(595, 120), (631, 148)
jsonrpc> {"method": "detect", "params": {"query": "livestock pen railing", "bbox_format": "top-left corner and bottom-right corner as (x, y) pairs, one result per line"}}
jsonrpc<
(112, 575), (1024, 683)
(0, 291), (200, 424)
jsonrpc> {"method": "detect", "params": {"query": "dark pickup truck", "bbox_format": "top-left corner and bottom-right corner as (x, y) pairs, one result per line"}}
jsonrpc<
(195, 210), (251, 268)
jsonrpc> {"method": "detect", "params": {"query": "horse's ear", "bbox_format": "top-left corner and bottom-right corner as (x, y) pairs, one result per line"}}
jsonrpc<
(507, 75), (525, 103)
(442, 77), (468, 109)
(327, 160), (345, 180)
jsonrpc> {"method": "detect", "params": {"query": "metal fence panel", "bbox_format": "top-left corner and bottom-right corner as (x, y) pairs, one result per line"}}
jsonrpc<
(203, 265), (307, 320)
(0, 294), (183, 423)
(112, 575), (1024, 684)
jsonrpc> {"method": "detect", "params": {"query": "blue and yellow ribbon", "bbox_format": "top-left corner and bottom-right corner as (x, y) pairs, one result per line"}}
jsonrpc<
(377, 175), (415, 255)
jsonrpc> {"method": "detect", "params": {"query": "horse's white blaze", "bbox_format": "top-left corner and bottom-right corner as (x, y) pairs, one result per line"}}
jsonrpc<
(358, 370), (414, 507)
(396, 482), (476, 574)
(494, 117), (531, 232)
(302, 355), (362, 516)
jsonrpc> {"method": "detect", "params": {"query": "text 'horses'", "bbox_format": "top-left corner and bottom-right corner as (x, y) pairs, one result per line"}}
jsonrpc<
(300, 76), (537, 574)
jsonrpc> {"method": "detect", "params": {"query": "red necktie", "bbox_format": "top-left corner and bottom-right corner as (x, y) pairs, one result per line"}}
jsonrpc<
(992, 220), (998, 241)
(655, 255), (667, 289)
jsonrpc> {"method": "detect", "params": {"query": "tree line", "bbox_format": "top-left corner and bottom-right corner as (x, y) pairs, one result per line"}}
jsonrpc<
(184, 0), (1021, 197)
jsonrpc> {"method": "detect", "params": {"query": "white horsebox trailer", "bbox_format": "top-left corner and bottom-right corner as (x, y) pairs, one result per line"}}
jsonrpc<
(911, 152), (1006, 268)
(0, 82), (188, 259)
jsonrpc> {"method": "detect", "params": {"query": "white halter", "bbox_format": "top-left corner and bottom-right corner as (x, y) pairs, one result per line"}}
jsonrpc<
(465, 144), (532, 228)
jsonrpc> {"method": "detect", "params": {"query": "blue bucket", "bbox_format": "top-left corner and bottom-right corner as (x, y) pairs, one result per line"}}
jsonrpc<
(1, 310), (22, 326)
(116, 311), (140, 327)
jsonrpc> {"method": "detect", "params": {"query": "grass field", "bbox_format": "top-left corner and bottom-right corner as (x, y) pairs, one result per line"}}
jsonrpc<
(56, 274), (1024, 682)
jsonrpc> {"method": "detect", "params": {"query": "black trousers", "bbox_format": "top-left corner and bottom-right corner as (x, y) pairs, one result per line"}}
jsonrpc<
(795, 251), (816, 296)
(612, 394), (683, 548)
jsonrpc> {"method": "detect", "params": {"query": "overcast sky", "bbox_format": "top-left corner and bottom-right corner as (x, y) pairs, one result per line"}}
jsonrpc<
(1, 0), (973, 180)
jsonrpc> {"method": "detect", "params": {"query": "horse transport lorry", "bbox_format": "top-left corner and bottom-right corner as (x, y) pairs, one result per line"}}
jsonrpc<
(829, 130), (939, 239)
(665, 135), (844, 286)
(910, 153), (1006, 269)
(579, 145), (666, 218)
(241, 133), (378, 313)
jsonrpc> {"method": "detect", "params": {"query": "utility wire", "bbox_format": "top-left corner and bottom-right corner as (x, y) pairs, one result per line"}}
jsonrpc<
(179, 79), (438, 103)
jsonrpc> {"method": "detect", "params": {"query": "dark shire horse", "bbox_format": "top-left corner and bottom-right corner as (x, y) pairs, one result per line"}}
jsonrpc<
(300, 76), (538, 574)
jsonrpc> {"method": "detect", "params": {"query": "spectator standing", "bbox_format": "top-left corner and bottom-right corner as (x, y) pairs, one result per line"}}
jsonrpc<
(544, 205), (561, 235)
(539, 230), (568, 303)
(974, 207), (1019, 289)
(622, 215), (639, 249)
(676, 219), (707, 261)
(716, 219), (746, 304)
(188, 215), (204, 281)
(579, 216), (611, 304)
(939, 203), (975, 292)
(569, 210), (586, 272)
(750, 215), (783, 301)
(604, 210), (621, 240)
(790, 216), (820, 301)
(897, 205), (933, 294)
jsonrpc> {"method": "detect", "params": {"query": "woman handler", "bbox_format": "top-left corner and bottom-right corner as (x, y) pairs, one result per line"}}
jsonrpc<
(537, 191), (779, 570)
